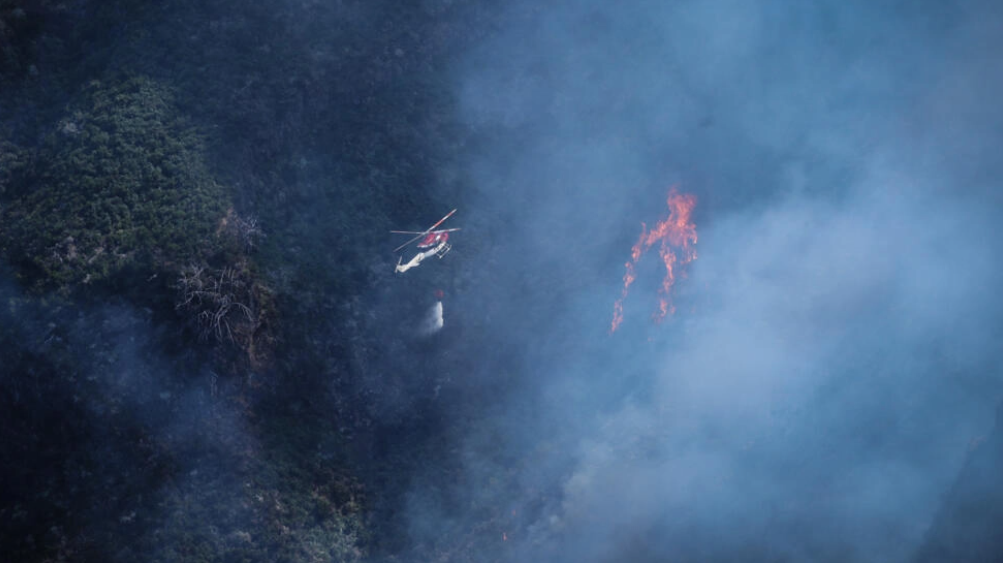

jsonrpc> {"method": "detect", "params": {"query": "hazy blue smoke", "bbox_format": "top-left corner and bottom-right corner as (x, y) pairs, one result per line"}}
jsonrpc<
(402, 1), (1003, 561)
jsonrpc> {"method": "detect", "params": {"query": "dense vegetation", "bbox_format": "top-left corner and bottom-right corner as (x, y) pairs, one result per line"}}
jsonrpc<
(1, 77), (226, 289)
(0, 1), (489, 561)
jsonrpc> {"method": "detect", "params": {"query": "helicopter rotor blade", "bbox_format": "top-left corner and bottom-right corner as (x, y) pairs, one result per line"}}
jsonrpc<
(427, 209), (457, 232)
(394, 233), (426, 253)
(392, 210), (458, 253)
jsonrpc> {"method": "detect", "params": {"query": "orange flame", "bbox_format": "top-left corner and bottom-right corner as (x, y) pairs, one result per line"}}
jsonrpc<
(610, 186), (697, 332)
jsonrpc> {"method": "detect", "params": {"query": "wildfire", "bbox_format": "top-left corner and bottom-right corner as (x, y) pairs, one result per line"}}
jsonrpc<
(610, 186), (697, 333)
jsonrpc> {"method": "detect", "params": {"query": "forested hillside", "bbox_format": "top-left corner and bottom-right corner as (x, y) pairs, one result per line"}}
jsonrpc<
(1, 1), (491, 560)
(2, 2), (1003, 563)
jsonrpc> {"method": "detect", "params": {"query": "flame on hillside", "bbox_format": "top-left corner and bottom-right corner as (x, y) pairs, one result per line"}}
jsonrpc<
(611, 187), (697, 333)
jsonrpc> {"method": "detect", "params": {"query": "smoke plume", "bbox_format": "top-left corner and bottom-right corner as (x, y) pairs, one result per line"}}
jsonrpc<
(399, 1), (1003, 561)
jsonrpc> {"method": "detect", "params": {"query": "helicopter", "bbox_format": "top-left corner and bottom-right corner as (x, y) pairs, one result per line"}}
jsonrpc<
(392, 209), (461, 273)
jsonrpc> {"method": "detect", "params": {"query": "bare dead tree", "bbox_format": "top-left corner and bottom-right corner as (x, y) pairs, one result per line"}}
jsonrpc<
(233, 214), (264, 253)
(219, 208), (264, 253)
(175, 264), (256, 343)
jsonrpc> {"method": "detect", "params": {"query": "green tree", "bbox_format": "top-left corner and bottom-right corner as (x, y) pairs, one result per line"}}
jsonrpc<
(0, 76), (227, 290)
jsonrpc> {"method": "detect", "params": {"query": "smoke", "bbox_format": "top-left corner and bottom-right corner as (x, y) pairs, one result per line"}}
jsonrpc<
(0, 263), (264, 560)
(399, 1), (1003, 562)
(4, 0), (1000, 560)
(537, 186), (1000, 562)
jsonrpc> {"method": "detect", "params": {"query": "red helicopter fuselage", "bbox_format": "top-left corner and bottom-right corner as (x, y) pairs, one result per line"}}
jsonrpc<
(417, 232), (449, 249)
